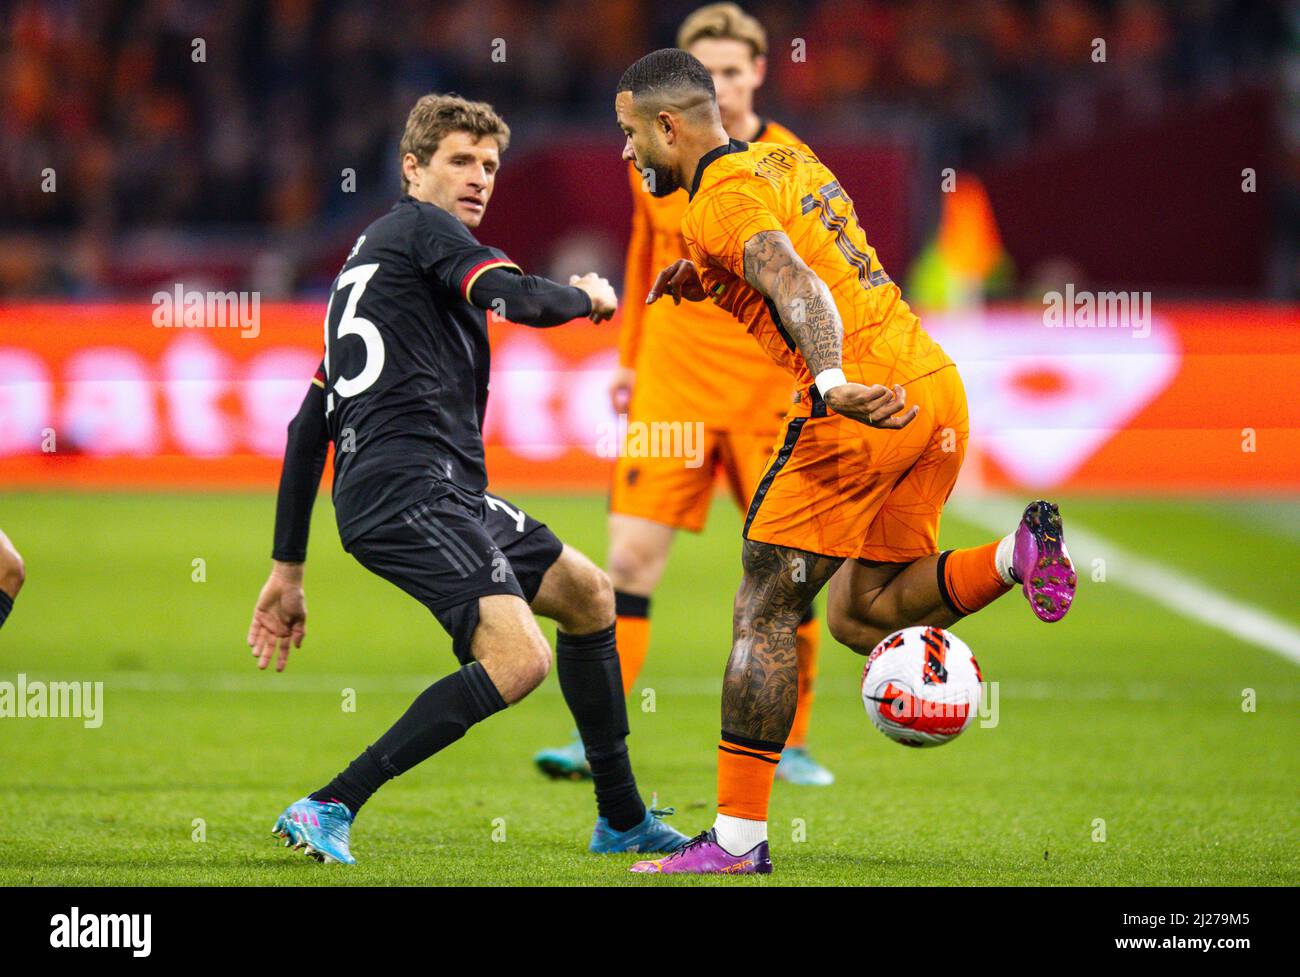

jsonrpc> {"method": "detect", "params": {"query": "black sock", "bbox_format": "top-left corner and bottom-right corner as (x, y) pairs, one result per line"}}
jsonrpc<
(0, 591), (11, 630)
(614, 590), (650, 619)
(311, 661), (506, 816)
(557, 624), (645, 832)
(935, 550), (964, 617)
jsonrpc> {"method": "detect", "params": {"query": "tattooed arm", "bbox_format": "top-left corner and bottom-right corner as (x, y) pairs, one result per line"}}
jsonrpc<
(741, 229), (842, 377)
(741, 230), (918, 430)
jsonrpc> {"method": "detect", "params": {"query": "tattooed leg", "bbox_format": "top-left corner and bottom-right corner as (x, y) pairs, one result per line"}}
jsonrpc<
(723, 539), (843, 743)
(690, 539), (845, 860)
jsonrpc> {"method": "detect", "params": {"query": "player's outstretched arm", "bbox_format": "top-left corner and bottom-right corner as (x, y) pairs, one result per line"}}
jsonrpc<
(248, 379), (328, 671)
(468, 267), (616, 325)
(741, 230), (919, 430)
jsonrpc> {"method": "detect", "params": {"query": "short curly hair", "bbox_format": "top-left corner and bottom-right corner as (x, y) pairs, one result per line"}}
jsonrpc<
(616, 49), (716, 107)
(398, 94), (511, 192)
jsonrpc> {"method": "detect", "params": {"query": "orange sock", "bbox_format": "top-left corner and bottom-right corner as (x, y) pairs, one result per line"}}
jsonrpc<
(939, 542), (1012, 617)
(613, 592), (651, 696)
(717, 732), (782, 821)
(787, 615), (821, 748)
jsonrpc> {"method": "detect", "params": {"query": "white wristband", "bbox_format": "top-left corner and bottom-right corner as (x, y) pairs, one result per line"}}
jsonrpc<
(814, 368), (847, 398)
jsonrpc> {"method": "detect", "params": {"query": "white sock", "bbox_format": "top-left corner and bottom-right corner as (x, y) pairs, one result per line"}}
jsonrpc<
(713, 813), (767, 856)
(994, 531), (1018, 585)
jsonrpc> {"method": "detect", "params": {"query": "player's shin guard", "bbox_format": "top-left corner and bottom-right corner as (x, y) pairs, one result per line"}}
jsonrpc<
(937, 543), (1012, 617)
(613, 591), (651, 696)
(311, 661), (506, 815)
(557, 624), (646, 831)
(788, 607), (820, 748)
(715, 730), (782, 852)
(0, 591), (12, 630)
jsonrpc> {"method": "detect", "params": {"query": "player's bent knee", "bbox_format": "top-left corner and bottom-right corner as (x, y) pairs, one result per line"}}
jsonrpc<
(827, 603), (885, 655)
(483, 632), (551, 703)
(542, 547), (615, 634)
(522, 635), (553, 687)
(606, 543), (654, 593)
(605, 516), (672, 593)
(581, 567), (616, 629)
(472, 595), (552, 702)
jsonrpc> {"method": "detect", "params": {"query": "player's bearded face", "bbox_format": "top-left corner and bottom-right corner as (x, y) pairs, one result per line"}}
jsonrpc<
(637, 144), (680, 198)
(616, 93), (680, 198)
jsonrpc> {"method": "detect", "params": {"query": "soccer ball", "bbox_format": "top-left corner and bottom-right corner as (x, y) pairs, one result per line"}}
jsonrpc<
(860, 626), (983, 748)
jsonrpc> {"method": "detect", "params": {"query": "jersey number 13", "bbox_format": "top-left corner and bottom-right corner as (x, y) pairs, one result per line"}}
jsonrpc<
(323, 262), (383, 415)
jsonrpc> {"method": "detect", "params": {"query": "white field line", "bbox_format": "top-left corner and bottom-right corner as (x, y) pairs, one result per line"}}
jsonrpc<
(949, 499), (1300, 667)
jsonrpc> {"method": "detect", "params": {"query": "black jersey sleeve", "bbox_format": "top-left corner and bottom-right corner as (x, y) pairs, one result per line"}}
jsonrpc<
(411, 202), (521, 303)
(271, 364), (330, 563)
(467, 266), (594, 327)
(409, 201), (593, 327)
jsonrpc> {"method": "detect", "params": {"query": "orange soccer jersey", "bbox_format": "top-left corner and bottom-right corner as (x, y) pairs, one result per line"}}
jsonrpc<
(611, 120), (806, 533)
(680, 138), (965, 560)
(620, 120), (803, 434)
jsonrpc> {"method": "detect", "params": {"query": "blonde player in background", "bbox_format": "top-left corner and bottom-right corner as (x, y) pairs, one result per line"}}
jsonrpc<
(533, 3), (833, 786)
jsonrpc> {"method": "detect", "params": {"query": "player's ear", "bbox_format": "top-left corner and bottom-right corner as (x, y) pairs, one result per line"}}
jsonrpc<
(401, 152), (421, 188)
(657, 111), (676, 144)
(753, 55), (767, 87)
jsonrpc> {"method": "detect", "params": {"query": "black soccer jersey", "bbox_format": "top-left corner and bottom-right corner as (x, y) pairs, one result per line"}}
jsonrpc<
(322, 195), (521, 546)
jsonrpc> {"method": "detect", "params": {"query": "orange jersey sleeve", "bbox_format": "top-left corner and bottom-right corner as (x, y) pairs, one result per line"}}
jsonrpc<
(619, 163), (654, 368)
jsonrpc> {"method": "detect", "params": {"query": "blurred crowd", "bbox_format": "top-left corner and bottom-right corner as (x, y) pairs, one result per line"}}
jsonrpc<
(0, 0), (1293, 295)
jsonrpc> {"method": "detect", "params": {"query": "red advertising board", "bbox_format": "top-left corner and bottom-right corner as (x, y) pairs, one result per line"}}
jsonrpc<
(1, 302), (1296, 493)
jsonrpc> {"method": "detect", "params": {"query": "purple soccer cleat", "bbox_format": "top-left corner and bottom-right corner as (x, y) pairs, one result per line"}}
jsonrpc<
(1012, 500), (1076, 623)
(629, 829), (772, 875)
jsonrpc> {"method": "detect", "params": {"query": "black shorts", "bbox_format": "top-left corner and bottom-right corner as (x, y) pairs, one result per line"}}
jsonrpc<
(348, 484), (564, 664)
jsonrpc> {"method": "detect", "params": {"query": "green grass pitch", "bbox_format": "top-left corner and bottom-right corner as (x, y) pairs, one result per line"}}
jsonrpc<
(0, 490), (1296, 886)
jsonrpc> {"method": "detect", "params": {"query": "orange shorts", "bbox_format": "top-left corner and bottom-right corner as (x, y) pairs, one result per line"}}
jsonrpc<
(610, 426), (777, 532)
(743, 365), (969, 561)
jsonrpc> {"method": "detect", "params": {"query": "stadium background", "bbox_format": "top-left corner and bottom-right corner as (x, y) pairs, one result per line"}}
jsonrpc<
(0, 0), (1297, 886)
